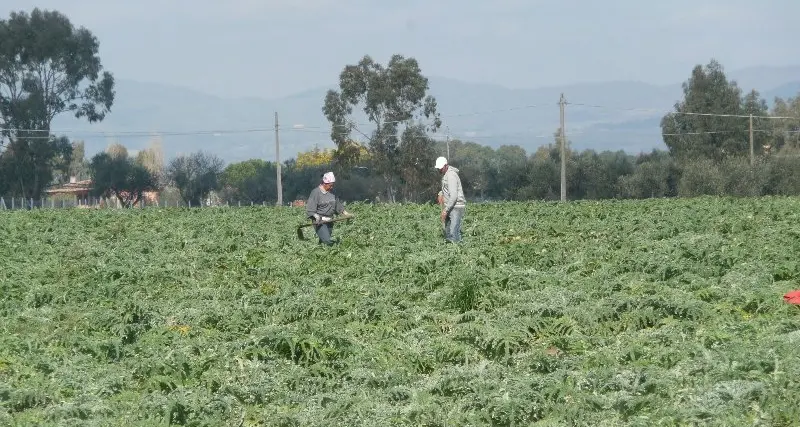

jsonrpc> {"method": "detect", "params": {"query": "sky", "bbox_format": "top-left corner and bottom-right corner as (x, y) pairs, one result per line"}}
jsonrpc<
(2, 0), (798, 99)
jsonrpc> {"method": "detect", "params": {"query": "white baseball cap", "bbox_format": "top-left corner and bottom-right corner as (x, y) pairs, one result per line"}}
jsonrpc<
(322, 171), (335, 183)
(434, 156), (447, 169)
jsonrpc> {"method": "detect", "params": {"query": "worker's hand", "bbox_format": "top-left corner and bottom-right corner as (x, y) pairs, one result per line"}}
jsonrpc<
(342, 210), (351, 217)
(312, 214), (321, 222)
(440, 210), (447, 221)
(321, 216), (332, 222)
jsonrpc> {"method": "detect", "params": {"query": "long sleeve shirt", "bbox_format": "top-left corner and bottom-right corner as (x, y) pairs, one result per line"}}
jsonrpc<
(306, 186), (345, 218)
(441, 166), (466, 213)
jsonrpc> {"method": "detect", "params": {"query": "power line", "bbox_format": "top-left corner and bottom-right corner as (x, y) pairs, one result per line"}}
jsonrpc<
(0, 103), (556, 136)
(428, 125), (800, 137)
(7, 126), (800, 143)
(1, 127), (276, 136)
(287, 103), (556, 132)
(567, 102), (799, 120)
(1, 99), (798, 139)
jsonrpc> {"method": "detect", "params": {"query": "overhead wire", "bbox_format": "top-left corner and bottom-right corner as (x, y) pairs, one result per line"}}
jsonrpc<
(1, 99), (797, 143)
(4, 126), (798, 143)
(566, 101), (799, 120)
(0, 102), (565, 137)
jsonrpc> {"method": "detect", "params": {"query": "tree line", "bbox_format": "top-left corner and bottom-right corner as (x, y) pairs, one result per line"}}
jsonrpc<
(1, 8), (798, 206)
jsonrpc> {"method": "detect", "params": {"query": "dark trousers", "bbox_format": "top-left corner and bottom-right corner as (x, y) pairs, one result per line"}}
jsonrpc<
(314, 223), (335, 245)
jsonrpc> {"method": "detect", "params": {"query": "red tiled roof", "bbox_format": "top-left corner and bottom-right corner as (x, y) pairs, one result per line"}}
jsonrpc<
(45, 180), (93, 194)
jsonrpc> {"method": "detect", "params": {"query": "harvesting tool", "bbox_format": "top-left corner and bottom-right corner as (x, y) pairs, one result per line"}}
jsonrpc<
(296, 214), (355, 240)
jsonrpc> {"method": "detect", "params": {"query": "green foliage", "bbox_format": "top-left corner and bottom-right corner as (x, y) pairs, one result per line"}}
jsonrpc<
(0, 135), (72, 198)
(616, 150), (679, 199)
(280, 159), (328, 202)
(491, 145), (530, 200)
(0, 7), (113, 199)
(323, 54), (442, 202)
(295, 146), (335, 169)
(764, 147), (800, 195)
(438, 140), (496, 199)
(89, 151), (159, 206)
(678, 158), (726, 197)
(219, 159), (279, 204)
(166, 151), (225, 206)
(718, 157), (771, 197)
(660, 59), (768, 161)
(134, 139), (165, 185)
(770, 94), (800, 152)
(0, 8), (115, 127)
(67, 140), (90, 181)
(398, 124), (438, 202)
(1, 197), (799, 425)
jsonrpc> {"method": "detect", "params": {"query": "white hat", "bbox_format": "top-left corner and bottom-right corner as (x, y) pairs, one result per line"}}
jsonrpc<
(322, 171), (335, 183)
(434, 156), (447, 169)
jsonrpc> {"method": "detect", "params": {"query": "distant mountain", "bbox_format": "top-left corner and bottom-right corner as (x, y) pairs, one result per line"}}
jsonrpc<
(726, 65), (800, 95)
(48, 65), (800, 164)
(763, 82), (800, 105)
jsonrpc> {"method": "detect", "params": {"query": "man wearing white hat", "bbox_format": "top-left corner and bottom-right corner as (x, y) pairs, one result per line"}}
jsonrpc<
(306, 171), (350, 245)
(434, 156), (466, 243)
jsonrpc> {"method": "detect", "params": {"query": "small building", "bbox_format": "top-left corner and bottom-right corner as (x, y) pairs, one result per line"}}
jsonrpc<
(45, 176), (160, 207)
(44, 176), (92, 200)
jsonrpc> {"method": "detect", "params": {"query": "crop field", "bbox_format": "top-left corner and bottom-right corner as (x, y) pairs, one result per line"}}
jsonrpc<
(2, 197), (800, 426)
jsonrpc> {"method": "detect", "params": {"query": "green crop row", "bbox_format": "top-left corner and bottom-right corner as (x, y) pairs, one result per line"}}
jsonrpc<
(1, 196), (799, 426)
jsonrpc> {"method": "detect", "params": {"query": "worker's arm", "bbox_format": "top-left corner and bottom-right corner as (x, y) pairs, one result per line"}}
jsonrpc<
(443, 173), (458, 214)
(306, 190), (320, 220)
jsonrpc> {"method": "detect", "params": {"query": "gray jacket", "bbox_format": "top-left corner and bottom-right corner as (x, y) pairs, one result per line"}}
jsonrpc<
(441, 166), (466, 214)
(306, 186), (345, 218)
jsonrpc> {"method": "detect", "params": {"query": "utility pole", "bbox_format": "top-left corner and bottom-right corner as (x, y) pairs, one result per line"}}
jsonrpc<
(749, 113), (754, 166)
(275, 112), (282, 206)
(559, 93), (566, 202)
(446, 126), (450, 159)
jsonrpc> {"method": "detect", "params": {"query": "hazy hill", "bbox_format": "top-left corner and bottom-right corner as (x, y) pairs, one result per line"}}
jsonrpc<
(49, 65), (800, 164)
(764, 82), (800, 105)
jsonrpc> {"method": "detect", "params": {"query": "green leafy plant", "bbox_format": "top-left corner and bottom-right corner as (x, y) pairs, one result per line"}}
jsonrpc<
(1, 196), (799, 425)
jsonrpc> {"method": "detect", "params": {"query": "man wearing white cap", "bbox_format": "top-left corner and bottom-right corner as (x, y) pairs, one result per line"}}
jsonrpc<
(305, 171), (350, 245)
(434, 156), (466, 243)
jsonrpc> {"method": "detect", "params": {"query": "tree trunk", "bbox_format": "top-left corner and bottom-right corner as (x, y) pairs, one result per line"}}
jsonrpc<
(383, 173), (396, 203)
(17, 175), (26, 199)
(114, 191), (127, 208)
(33, 167), (40, 200)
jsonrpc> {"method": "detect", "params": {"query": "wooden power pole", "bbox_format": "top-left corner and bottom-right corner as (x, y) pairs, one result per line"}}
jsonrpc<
(559, 93), (566, 202)
(446, 126), (451, 159)
(275, 112), (282, 206)
(749, 113), (754, 166)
